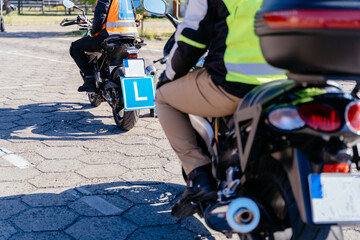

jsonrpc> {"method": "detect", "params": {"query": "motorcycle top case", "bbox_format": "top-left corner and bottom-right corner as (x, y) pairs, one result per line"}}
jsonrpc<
(255, 0), (360, 76)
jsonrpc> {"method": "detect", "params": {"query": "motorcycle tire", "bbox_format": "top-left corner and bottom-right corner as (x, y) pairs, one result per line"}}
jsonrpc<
(111, 67), (140, 131)
(88, 92), (102, 107)
(239, 156), (343, 240)
(113, 107), (140, 131)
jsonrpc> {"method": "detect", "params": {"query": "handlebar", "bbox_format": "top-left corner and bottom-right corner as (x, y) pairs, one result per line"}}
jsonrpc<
(60, 15), (92, 29)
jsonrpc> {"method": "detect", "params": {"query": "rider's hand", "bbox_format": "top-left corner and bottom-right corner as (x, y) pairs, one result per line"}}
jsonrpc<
(156, 71), (171, 89)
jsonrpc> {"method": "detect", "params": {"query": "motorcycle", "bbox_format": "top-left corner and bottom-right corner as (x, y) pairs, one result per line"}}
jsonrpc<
(145, 0), (360, 239)
(61, 0), (157, 131)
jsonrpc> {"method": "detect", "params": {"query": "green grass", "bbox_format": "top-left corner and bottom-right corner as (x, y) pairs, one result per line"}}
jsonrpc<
(3, 12), (87, 25)
(2, 12), (175, 39)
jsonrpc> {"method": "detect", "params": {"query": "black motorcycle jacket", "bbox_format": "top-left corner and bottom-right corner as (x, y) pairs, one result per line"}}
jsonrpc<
(164, 0), (285, 97)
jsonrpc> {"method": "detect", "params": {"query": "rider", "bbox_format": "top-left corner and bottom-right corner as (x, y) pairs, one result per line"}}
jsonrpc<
(154, 0), (285, 218)
(70, 0), (139, 92)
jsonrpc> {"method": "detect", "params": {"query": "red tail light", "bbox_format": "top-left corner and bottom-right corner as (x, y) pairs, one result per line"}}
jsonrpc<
(323, 163), (350, 173)
(346, 101), (360, 133)
(264, 10), (360, 29)
(298, 104), (341, 132)
(128, 54), (137, 58)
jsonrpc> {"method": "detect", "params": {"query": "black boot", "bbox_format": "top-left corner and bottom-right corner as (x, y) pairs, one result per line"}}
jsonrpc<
(78, 75), (96, 92)
(171, 164), (217, 218)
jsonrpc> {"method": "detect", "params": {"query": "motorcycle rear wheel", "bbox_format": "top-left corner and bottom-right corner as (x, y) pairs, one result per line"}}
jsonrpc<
(111, 67), (140, 131)
(88, 92), (102, 107)
(240, 157), (343, 240)
(113, 107), (140, 131)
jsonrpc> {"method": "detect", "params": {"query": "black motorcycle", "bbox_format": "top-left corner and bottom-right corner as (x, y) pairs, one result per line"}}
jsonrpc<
(145, 0), (360, 239)
(61, 0), (156, 131)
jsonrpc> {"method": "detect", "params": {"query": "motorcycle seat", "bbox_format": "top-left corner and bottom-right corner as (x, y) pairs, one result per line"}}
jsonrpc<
(237, 79), (294, 110)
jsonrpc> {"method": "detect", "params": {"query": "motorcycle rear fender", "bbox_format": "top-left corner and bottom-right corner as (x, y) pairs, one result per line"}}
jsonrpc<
(271, 148), (313, 224)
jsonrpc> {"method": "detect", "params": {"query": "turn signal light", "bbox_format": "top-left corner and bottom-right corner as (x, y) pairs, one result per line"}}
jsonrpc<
(268, 107), (305, 130)
(346, 101), (360, 134)
(298, 104), (341, 132)
(264, 10), (360, 29)
(323, 163), (350, 173)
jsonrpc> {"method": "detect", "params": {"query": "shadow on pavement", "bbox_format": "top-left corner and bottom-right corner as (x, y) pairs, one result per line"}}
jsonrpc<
(0, 102), (127, 141)
(1, 181), (217, 240)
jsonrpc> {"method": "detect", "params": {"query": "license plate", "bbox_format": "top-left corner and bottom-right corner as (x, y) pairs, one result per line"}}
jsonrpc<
(309, 173), (360, 224)
(120, 76), (156, 111)
(123, 59), (145, 77)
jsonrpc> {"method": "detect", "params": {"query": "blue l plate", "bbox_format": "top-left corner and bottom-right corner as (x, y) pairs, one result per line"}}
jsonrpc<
(121, 76), (156, 111)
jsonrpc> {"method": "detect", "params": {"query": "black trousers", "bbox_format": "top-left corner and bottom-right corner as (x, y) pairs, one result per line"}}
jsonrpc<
(70, 35), (107, 77)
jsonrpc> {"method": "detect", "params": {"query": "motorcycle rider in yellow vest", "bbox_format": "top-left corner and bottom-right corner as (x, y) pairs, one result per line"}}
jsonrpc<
(70, 0), (138, 92)
(155, 0), (285, 218)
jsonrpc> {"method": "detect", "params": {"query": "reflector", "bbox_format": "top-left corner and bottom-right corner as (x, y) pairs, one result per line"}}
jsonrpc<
(323, 163), (350, 173)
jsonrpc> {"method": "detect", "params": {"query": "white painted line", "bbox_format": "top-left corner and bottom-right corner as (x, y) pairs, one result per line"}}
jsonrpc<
(0, 147), (12, 154)
(2, 154), (31, 169)
(0, 50), (75, 65)
(81, 196), (124, 215)
(0, 84), (44, 90)
(75, 187), (92, 195)
(142, 47), (162, 53)
(23, 84), (43, 88)
(0, 86), (19, 90)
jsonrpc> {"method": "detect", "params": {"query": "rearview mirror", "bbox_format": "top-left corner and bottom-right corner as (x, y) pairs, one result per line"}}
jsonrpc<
(133, 0), (141, 9)
(143, 0), (167, 16)
(63, 0), (75, 8)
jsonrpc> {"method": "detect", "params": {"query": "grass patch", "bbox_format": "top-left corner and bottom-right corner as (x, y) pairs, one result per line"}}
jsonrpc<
(2, 12), (175, 39)
(3, 12), (91, 25)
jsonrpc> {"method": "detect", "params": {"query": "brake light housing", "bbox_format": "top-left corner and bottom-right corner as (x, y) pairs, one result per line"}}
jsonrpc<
(298, 103), (342, 132)
(263, 10), (360, 29)
(345, 101), (360, 134)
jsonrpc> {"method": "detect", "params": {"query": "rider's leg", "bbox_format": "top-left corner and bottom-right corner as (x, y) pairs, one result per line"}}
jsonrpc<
(155, 68), (242, 217)
(70, 35), (106, 92)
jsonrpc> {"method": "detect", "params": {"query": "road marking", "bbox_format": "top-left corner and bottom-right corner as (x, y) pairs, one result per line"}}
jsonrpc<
(142, 47), (162, 53)
(0, 148), (31, 169)
(0, 50), (75, 65)
(81, 196), (124, 215)
(0, 84), (44, 90)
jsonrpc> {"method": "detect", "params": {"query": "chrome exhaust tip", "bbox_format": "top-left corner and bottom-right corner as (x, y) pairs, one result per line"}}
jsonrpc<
(226, 197), (260, 233)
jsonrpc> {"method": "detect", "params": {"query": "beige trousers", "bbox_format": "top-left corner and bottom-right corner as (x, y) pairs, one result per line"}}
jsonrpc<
(155, 69), (242, 175)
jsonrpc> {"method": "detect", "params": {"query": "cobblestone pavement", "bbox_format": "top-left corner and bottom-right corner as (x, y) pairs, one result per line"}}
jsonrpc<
(0, 24), (359, 240)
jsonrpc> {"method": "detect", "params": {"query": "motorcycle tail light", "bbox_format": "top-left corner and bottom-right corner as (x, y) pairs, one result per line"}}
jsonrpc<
(264, 10), (360, 29)
(323, 163), (350, 173)
(346, 101), (360, 134)
(298, 103), (341, 132)
(128, 54), (138, 58)
(268, 107), (305, 130)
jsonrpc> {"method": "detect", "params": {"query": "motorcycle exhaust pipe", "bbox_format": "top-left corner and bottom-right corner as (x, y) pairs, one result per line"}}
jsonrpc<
(226, 197), (260, 233)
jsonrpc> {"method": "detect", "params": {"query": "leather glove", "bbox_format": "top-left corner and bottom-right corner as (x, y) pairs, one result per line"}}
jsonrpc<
(156, 71), (171, 89)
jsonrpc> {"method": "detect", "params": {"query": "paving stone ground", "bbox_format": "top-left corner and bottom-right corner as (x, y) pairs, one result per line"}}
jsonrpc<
(0, 23), (359, 240)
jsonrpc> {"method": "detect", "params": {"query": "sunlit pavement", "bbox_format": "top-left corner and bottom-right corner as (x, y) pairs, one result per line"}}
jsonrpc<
(0, 24), (358, 240)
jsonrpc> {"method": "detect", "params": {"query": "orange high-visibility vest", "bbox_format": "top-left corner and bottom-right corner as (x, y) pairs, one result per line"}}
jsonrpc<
(105, 0), (139, 37)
